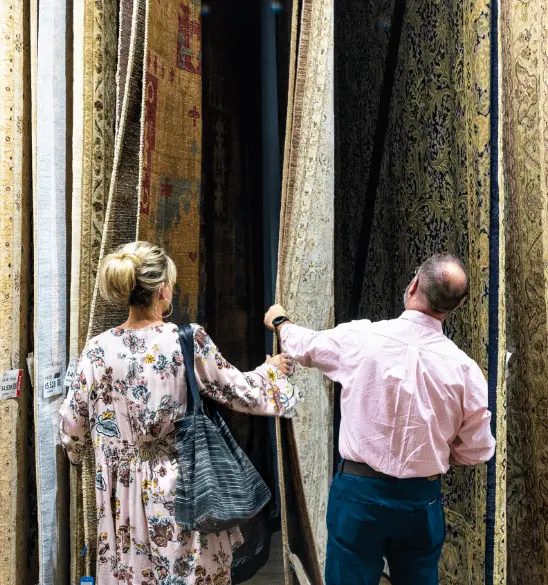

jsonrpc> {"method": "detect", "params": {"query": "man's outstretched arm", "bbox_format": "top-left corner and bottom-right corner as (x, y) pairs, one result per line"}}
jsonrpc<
(264, 304), (345, 382)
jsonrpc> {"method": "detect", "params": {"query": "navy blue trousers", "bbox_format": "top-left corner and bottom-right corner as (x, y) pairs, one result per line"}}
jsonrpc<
(325, 468), (445, 585)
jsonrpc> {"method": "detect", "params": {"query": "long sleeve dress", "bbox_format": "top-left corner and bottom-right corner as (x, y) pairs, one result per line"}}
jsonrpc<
(60, 323), (300, 585)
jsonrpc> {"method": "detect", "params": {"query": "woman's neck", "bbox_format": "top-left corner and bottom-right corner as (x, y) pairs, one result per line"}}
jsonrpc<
(122, 305), (164, 330)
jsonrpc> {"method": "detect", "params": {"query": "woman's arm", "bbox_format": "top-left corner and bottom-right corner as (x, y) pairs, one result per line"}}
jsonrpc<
(192, 325), (301, 417)
(59, 347), (94, 464)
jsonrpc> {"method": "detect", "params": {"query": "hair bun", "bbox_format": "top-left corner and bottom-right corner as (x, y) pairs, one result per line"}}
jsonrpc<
(118, 252), (142, 267)
(98, 241), (177, 307)
(99, 249), (140, 305)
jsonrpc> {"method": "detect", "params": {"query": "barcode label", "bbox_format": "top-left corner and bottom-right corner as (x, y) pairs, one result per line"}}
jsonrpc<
(0, 370), (22, 399)
(43, 366), (63, 398)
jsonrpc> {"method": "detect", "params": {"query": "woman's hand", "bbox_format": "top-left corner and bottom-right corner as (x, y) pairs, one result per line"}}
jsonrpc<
(266, 353), (293, 376)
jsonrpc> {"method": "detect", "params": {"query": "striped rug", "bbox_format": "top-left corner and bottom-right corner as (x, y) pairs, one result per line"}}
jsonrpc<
(137, 0), (203, 324)
(69, 0), (86, 578)
(275, 0), (334, 583)
(0, 0), (34, 582)
(34, 0), (69, 582)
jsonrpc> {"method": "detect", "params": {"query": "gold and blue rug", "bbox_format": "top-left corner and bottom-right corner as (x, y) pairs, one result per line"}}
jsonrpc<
(335, 1), (506, 583)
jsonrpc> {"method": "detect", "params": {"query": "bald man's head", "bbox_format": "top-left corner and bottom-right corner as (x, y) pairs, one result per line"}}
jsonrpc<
(416, 253), (469, 314)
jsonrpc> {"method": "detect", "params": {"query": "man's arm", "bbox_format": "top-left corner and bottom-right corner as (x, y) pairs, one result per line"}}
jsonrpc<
(264, 304), (345, 382)
(450, 362), (496, 466)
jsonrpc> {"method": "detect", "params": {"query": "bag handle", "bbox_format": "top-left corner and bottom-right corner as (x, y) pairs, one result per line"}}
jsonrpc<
(178, 324), (200, 412)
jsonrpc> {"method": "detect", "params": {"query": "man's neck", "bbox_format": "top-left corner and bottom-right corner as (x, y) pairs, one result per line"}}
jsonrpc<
(404, 304), (446, 322)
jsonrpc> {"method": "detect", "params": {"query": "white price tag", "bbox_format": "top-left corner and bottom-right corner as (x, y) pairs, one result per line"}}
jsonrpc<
(1, 370), (22, 399)
(64, 358), (79, 388)
(42, 366), (64, 399)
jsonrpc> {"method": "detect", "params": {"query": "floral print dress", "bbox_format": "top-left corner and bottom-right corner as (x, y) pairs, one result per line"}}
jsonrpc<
(60, 323), (300, 585)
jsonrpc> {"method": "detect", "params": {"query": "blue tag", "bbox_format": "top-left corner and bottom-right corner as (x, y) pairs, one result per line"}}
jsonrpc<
(80, 578), (94, 585)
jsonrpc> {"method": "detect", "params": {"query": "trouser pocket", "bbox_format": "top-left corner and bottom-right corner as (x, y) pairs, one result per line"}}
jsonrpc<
(418, 496), (445, 551)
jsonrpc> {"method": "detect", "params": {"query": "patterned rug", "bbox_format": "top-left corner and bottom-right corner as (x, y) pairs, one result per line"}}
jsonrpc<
(81, 0), (146, 577)
(335, 1), (506, 583)
(78, 0), (117, 353)
(116, 0), (135, 132)
(88, 0), (146, 339)
(501, 1), (548, 582)
(137, 0), (202, 325)
(276, 0), (334, 582)
(69, 0), (117, 580)
(34, 0), (70, 582)
(0, 0), (35, 582)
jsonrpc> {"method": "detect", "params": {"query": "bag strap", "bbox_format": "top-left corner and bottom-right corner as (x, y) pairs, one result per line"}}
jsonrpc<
(179, 324), (200, 412)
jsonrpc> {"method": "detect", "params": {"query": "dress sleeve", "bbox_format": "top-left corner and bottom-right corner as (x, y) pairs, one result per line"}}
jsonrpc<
(59, 346), (94, 464)
(192, 325), (301, 417)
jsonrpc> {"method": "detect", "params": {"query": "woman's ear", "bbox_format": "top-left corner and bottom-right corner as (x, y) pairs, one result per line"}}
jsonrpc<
(158, 283), (166, 301)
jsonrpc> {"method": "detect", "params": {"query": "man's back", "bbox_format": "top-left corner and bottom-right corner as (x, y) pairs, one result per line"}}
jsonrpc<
(268, 253), (497, 585)
(281, 310), (495, 478)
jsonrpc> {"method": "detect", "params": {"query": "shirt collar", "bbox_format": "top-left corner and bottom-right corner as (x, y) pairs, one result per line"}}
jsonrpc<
(399, 310), (443, 333)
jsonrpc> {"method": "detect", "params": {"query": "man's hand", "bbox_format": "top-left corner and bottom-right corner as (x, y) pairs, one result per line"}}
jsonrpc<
(264, 304), (289, 331)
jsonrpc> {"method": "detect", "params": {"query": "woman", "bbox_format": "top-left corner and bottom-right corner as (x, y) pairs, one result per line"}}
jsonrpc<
(60, 241), (299, 585)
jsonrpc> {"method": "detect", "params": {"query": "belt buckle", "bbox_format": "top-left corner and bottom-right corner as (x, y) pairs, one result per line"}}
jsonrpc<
(427, 474), (439, 481)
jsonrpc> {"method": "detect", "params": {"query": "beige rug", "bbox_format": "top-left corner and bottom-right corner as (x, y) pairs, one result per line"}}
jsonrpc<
(0, 0), (33, 583)
(275, 0), (334, 583)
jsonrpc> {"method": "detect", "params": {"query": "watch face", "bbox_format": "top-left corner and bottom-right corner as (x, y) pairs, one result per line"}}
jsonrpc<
(273, 316), (287, 327)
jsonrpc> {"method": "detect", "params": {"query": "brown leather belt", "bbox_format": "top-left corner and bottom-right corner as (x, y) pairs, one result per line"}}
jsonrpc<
(341, 459), (440, 481)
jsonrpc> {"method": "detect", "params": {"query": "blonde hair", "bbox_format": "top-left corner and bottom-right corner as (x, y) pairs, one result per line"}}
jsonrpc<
(99, 241), (177, 306)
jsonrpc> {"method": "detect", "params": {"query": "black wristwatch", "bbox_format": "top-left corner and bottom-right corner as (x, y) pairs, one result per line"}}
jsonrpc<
(272, 315), (291, 331)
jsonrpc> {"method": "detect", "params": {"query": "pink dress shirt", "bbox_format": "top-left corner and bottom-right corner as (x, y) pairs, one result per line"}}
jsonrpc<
(280, 310), (496, 478)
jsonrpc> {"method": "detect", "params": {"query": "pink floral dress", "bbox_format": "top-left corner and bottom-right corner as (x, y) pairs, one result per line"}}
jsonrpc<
(60, 323), (300, 585)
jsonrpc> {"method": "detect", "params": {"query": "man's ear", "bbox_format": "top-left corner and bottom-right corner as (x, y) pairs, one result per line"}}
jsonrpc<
(408, 275), (419, 295)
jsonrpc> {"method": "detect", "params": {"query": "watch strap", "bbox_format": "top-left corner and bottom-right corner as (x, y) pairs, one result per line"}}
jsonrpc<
(272, 316), (290, 331)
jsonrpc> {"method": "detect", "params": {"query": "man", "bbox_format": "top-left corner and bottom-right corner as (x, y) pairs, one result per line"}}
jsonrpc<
(264, 253), (495, 585)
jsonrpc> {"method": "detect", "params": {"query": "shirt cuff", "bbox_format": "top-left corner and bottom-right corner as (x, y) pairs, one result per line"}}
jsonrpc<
(279, 322), (297, 349)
